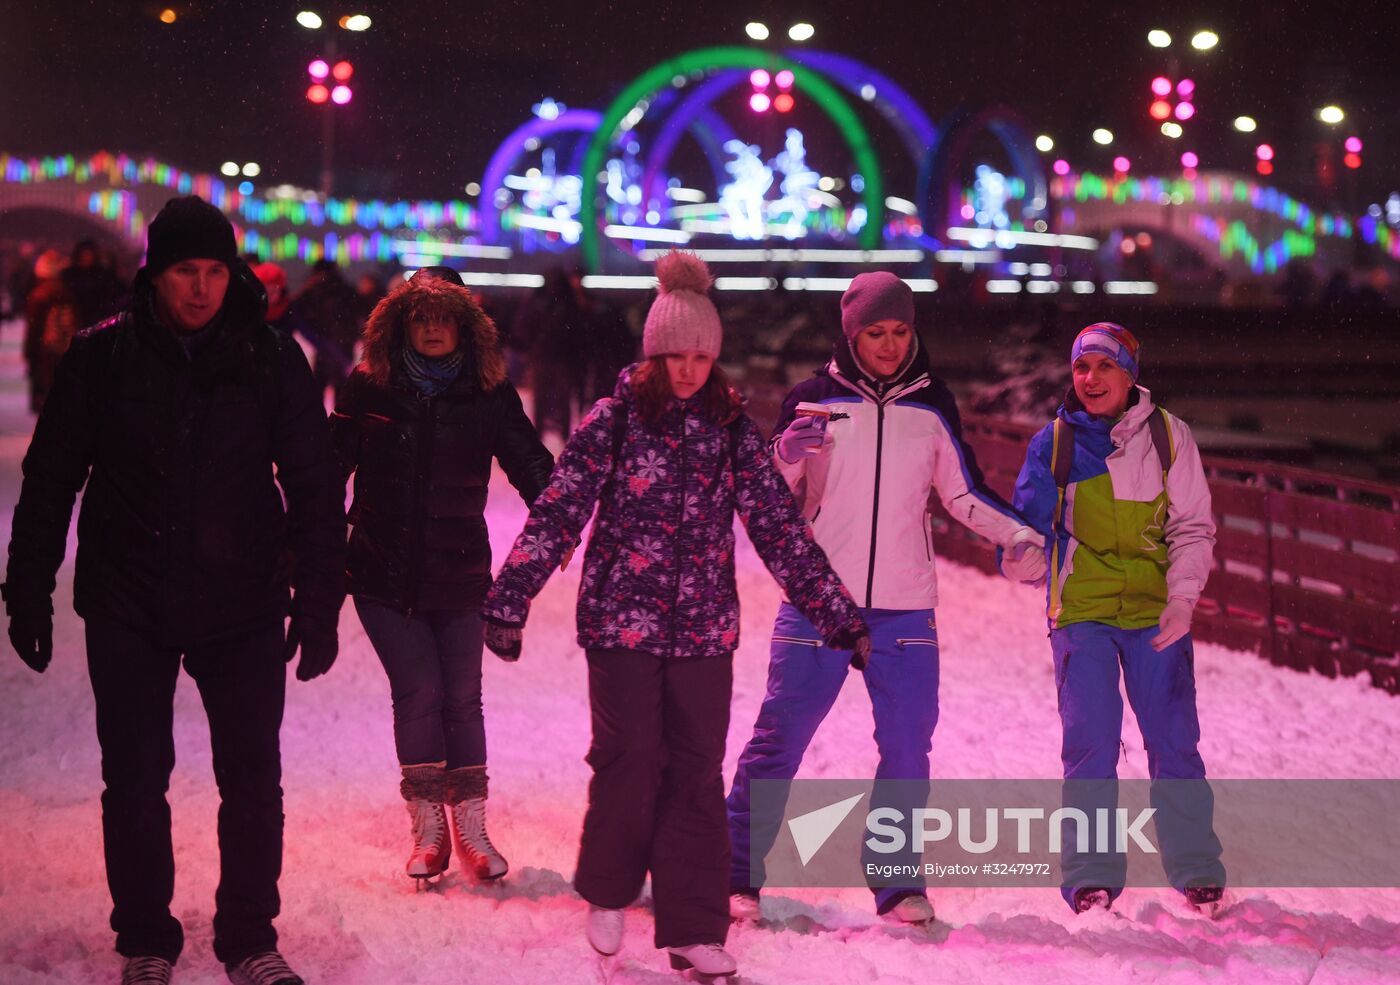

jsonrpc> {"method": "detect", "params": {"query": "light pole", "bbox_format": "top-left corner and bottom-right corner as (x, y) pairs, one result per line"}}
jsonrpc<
(1145, 27), (1215, 172)
(298, 11), (370, 196)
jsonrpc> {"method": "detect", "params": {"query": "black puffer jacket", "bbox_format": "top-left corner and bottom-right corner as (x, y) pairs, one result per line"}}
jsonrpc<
(331, 282), (554, 613)
(5, 261), (347, 644)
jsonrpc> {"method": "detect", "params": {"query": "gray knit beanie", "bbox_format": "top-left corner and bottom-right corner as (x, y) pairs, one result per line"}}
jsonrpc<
(840, 271), (915, 339)
(642, 252), (722, 358)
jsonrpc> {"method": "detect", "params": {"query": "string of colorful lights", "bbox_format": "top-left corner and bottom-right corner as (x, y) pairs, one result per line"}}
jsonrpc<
(2, 149), (1395, 269)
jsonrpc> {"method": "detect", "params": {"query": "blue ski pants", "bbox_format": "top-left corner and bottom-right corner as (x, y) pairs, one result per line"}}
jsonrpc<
(1052, 621), (1225, 909)
(726, 603), (939, 913)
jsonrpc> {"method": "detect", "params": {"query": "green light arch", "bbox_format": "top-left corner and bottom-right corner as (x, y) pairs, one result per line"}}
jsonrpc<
(580, 46), (886, 271)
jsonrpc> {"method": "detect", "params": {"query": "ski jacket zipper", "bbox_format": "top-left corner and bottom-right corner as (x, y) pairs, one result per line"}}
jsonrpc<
(864, 394), (887, 607)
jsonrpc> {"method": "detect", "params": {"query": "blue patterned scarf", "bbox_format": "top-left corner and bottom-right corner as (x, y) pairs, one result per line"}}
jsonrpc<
(400, 344), (465, 396)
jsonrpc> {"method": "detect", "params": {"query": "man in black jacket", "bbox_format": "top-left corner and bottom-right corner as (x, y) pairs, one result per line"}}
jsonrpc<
(2, 196), (346, 985)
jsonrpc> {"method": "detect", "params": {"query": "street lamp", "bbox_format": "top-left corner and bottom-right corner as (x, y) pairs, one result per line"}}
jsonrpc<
(1233, 116), (1257, 133)
(298, 11), (370, 196)
(745, 21), (769, 40)
(1147, 29), (1172, 48)
(1317, 105), (1345, 124)
(1190, 30), (1218, 51)
(1092, 128), (1114, 146)
(788, 22), (815, 41)
(1035, 134), (1054, 153)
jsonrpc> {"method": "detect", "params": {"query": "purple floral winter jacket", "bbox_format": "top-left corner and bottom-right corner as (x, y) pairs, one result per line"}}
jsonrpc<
(484, 368), (866, 658)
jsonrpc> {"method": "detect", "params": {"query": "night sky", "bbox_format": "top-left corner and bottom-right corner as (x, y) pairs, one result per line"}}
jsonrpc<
(5, 0), (1396, 207)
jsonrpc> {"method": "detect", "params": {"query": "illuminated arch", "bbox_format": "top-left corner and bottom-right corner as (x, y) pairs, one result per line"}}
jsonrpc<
(784, 50), (937, 167)
(580, 46), (886, 271)
(921, 106), (1048, 241)
(478, 109), (602, 245)
(639, 69), (747, 210)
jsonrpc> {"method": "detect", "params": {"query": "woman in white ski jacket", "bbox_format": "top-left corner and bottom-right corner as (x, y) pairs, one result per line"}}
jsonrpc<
(726, 272), (1044, 925)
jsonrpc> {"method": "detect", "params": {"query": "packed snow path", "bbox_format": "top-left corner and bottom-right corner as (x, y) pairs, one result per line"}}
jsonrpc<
(0, 324), (1396, 984)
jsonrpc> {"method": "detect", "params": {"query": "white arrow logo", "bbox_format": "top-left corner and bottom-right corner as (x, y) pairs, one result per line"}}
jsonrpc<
(787, 793), (865, 865)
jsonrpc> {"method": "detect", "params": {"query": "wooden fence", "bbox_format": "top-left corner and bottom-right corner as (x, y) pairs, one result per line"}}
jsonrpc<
(927, 415), (1400, 694)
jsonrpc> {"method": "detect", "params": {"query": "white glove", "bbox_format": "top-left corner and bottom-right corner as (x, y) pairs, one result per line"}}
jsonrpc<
(1002, 528), (1047, 585)
(1151, 598), (1194, 651)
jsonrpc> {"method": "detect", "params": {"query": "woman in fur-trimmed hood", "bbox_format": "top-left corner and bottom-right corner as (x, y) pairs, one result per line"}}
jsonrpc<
(330, 267), (554, 887)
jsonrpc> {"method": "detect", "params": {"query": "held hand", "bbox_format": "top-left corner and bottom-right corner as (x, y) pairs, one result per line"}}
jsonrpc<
(775, 415), (826, 464)
(850, 634), (872, 671)
(484, 619), (524, 662)
(283, 615), (339, 681)
(1151, 599), (1193, 652)
(1002, 539), (1047, 585)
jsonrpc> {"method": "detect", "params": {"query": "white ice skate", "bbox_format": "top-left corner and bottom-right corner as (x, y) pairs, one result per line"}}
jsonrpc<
(1072, 887), (1113, 913)
(729, 890), (761, 922)
(450, 797), (508, 880)
(1184, 884), (1227, 919)
(406, 800), (451, 888)
(668, 943), (738, 980)
(587, 905), (625, 956)
(881, 893), (936, 927)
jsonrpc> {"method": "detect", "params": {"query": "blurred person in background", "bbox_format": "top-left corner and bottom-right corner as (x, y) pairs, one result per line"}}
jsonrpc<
(23, 248), (78, 412)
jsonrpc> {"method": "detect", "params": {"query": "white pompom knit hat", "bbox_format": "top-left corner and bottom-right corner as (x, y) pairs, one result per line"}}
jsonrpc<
(642, 251), (723, 359)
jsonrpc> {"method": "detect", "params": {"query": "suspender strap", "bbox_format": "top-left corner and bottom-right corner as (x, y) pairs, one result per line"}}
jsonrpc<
(1147, 406), (1174, 474)
(1047, 419), (1072, 623)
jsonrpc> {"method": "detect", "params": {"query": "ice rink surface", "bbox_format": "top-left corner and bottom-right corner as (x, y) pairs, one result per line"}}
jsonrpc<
(1, 325), (1396, 983)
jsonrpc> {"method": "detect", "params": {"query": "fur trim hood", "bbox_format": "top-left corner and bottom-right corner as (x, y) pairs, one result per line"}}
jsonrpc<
(361, 275), (506, 390)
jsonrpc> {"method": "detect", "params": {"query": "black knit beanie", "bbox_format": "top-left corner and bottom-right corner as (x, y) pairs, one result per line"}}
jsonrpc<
(145, 196), (238, 275)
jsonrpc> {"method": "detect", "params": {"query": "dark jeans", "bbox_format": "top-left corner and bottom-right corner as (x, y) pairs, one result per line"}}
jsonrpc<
(354, 598), (486, 769)
(575, 648), (732, 949)
(85, 620), (287, 966)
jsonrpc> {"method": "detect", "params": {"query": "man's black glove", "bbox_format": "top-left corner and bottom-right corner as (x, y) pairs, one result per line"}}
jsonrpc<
(2, 583), (53, 674)
(483, 618), (524, 662)
(283, 614), (339, 681)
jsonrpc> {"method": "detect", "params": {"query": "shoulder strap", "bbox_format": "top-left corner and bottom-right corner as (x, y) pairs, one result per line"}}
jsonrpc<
(726, 417), (743, 476)
(1051, 418), (1073, 496)
(1147, 406), (1175, 472)
(610, 400), (627, 466)
(1047, 419), (1073, 625)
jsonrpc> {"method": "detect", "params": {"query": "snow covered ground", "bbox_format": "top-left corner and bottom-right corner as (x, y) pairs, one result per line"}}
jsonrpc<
(1, 321), (1397, 984)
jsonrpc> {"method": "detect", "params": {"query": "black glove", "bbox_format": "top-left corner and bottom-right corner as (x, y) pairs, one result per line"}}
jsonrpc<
(283, 614), (338, 681)
(826, 626), (872, 671)
(850, 635), (872, 671)
(483, 618), (523, 662)
(2, 583), (53, 674)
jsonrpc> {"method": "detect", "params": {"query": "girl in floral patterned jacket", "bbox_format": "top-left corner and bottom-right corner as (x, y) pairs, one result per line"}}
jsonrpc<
(483, 252), (869, 979)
